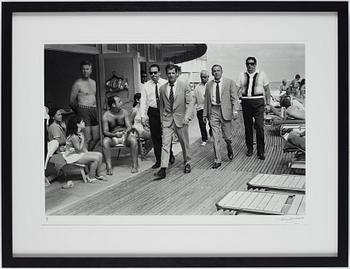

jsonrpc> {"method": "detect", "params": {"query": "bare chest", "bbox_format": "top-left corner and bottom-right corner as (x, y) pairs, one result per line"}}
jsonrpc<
(77, 80), (96, 96)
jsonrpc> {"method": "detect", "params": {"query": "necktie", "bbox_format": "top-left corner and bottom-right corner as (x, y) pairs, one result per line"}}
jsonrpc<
(215, 81), (221, 104)
(155, 83), (159, 108)
(169, 84), (174, 112)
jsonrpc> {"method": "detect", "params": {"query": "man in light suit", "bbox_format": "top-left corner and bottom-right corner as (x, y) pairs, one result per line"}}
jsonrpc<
(154, 64), (194, 179)
(203, 64), (239, 169)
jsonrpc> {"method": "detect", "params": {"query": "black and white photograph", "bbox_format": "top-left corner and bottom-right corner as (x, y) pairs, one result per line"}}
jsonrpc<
(5, 2), (347, 265)
(44, 43), (306, 216)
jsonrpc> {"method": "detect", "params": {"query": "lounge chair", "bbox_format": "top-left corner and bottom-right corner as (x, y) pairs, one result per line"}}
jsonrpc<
(216, 190), (305, 215)
(45, 140), (88, 183)
(282, 132), (306, 172)
(247, 173), (305, 193)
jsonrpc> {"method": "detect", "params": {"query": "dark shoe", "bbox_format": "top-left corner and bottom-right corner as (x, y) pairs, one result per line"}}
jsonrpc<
(169, 154), (175, 165)
(227, 143), (233, 160)
(246, 150), (253, 157)
(151, 162), (160, 169)
(212, 162), (221, 169)
(258, 153), (266, 160)
(154, 168), (166, 180)
(184, 163), (191, 173)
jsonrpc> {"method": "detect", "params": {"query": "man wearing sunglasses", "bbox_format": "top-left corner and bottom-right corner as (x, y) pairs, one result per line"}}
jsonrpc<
(236, 57), (271, 160)
(140, 64), (175, 169)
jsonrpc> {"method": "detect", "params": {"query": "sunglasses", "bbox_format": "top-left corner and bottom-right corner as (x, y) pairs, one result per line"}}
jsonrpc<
(149, 71), (158, 75)
(246, 62), (256, 66)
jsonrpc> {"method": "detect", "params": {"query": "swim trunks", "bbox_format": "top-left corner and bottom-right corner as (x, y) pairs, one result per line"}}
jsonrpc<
(75, 104), (98, 126)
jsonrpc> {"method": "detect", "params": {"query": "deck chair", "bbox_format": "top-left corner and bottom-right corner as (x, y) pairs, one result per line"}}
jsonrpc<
(216, 190), (305, 215)
(247, 173), (305, 193)
(44, 140), (59, 185)
(282, 132), (306, 171)
(45, 140), (88, 183)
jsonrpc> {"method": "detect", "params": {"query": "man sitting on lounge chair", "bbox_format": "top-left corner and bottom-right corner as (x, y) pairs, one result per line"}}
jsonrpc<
(102, 96), (139, 175)
(287, 129), (305, 151)
(270, 95), (305, 121)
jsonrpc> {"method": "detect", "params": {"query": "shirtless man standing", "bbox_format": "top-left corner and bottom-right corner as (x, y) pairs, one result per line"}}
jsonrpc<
(102, 96), (139, 175)
(70, 60), (99, 151)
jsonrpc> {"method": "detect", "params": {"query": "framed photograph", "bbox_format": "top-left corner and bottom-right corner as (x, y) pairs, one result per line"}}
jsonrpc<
(2, 1), (348, 267)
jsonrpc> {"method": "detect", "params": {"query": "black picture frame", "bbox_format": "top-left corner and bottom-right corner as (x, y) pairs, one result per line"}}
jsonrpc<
(2, 1), (348, 267)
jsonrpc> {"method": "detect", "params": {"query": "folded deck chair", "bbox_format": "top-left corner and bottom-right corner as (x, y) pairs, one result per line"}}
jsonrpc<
(247, 174), (305, 193)
(216, 190), (305, 215)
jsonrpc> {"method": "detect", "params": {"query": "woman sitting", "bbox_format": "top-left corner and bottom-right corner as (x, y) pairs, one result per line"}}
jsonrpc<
(47, 107), (67, 153)
(130, 93), (151, 139)
(130, 93), (153, 156)
(65, 115), (105, 183)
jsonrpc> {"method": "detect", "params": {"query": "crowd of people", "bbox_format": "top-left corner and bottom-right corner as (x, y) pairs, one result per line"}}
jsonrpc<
(45, 57), (306, 186)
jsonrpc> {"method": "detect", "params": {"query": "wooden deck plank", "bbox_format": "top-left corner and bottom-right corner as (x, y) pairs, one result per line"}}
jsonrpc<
(265, 194), (284, 212)
(287, 195), (304, 215)
(248, 192), (267, 210)
(240, 192), (259, 208)
(249, 174), (264, 185)
(256, 193), (273, 210)
(297, 196), (306, 215)
(272, 194), (289, 213)
(296, 176), (306, 189)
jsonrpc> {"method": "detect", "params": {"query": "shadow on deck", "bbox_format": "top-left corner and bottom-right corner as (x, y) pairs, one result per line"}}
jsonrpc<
(50, 116), (301, 216)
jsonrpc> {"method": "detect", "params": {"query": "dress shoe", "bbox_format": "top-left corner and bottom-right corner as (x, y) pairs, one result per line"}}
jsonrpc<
(184, 163), (191, 173)
(212, 162), (221, 169)
(227, 144), (233, 160)
(151, 162), (160, 169)
(154, 168), (166, 180)
(257, 153), (266, 160)
(169, 154), (175, 165)
(246, 150), (253, 157)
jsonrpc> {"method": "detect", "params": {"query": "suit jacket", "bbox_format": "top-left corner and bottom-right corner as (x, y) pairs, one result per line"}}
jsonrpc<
(159, 80), (194, 128)
(203, 77), (239, 121)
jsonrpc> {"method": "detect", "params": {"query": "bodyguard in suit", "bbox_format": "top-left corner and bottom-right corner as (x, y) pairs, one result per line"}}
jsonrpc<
(154, 64), (194, 179)
(203, 64), (239, 169)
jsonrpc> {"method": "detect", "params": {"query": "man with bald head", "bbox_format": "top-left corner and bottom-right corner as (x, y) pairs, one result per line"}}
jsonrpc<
(194, 70), (212, 146)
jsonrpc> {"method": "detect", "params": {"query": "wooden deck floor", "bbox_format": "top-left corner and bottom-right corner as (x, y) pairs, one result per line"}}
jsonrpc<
(51, 120), (298, 216)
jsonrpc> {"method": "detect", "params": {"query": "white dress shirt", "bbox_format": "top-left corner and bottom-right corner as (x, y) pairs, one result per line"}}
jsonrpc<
(194, 83), (206, 111)
(236, 69), (269, 99)
(211, 79), (223, 105)
(140, 78), (167, 118)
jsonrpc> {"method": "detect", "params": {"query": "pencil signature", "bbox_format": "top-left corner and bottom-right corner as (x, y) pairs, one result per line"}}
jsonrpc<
(280, 216), (304, 222)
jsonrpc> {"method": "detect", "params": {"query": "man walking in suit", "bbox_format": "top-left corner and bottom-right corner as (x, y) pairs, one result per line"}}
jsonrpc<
(140, 64), (175, 169)
(236, 56), (271, 160)
(203, 64), (239, 169)
(154, 64), (194, 179)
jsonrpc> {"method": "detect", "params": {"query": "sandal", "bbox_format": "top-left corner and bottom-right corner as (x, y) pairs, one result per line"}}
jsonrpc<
(62, 180), (74, 189)
(87, 177), (98, 183)
(95, 175), (107, 181)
